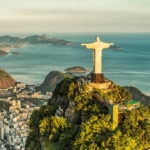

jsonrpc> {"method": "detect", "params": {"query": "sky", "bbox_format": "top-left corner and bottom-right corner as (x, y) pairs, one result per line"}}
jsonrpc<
(0, 0), (150, 34)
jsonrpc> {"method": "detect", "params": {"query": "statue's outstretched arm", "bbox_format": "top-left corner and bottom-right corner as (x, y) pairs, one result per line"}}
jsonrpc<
(81, 43), (97, 49)
(110, 43), (114, 46)
(102, 42), (114, 48)
(81, 43), (86, 46)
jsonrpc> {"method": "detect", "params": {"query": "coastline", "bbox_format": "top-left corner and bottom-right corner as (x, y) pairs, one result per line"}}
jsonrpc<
(0, 43), (28, 56)
(0, 34), (72, 56)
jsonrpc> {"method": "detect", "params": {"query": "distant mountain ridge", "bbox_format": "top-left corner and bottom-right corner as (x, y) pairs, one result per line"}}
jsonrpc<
(0, 34), (72, 45)
(23, 34), (72, 45)
(0, 34), (73, 56)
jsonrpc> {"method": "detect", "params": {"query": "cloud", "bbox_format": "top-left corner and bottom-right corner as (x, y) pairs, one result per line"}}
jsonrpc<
(0, 0), (150, 33)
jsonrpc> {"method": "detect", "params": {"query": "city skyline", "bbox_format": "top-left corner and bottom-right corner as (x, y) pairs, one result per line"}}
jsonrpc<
(0, 0), (150, 34)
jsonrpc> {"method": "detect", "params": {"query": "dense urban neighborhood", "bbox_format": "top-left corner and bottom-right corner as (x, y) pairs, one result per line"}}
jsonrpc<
(0, 82), (52, 149)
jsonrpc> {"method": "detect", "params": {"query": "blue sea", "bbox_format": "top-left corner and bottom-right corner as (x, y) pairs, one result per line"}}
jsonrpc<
(0, 33), (150, 95)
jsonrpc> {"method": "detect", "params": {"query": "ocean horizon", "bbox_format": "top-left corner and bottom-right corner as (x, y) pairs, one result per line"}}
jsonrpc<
(0, 33), (150, 95)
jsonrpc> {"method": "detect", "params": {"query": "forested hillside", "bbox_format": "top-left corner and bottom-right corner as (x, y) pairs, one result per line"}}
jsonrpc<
(25, 77), (150, 150)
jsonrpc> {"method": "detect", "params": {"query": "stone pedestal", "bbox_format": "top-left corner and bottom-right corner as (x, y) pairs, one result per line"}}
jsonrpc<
(91, 73), (104, 83)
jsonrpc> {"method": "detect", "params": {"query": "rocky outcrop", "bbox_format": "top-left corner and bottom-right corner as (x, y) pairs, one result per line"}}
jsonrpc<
(48, 93), (79, 123)
(64, 101), (78, 123)
(49, 95), (69, 109)
(0, 68), (16, 89)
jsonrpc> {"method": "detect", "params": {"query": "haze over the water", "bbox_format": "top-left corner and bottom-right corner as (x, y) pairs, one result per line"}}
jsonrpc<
(0, 0), (150, 34)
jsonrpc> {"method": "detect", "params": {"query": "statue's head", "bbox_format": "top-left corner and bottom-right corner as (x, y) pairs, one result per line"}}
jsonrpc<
(96, 36), (100, 42)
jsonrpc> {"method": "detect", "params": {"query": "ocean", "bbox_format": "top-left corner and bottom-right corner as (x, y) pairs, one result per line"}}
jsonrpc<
(0, 33), (150, 95)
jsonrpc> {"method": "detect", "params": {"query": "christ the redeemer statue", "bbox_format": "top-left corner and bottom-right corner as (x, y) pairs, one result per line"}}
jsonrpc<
(81, 36), (114, 83)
